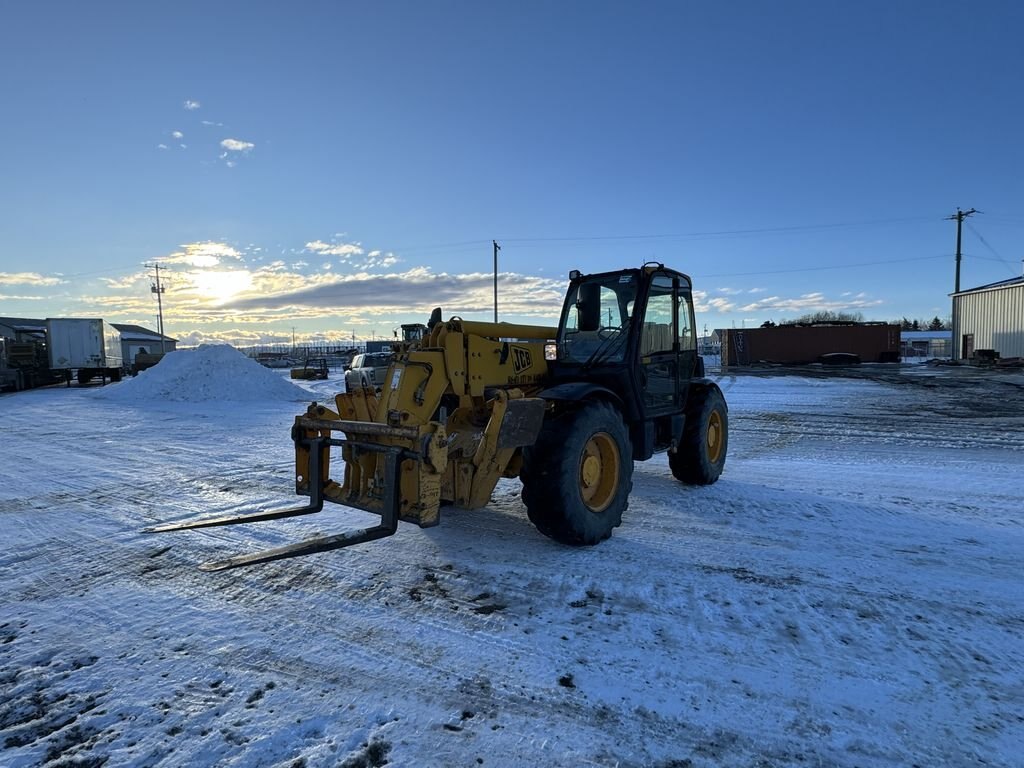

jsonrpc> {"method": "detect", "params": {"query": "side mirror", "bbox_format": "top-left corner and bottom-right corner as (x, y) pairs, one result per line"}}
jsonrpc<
(427, 307), (442, 330)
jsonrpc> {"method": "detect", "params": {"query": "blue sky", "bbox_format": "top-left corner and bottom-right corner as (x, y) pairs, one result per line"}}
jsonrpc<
(2, 1), (1022, 346)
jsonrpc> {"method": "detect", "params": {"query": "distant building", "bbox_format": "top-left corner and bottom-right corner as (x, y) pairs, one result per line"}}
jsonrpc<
(901, 330), (952, 360)
(951, 276), (1024, 361)
(112, 323), (178, 364)
(698, 330), (722, 356)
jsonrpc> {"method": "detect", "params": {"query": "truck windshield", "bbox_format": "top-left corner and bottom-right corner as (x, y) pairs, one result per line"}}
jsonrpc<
(559, 273), (637, 364)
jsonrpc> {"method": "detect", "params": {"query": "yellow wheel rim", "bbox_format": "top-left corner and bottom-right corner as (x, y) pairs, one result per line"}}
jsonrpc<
(579, 431), (620, 513)
(706, 409), (724, 464)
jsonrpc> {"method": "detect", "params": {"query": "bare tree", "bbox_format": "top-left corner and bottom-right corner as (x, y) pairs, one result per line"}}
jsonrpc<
(781, 310), (865, 325)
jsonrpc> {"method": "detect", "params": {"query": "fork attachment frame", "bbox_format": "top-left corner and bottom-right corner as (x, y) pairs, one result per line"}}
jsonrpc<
(146, 435), (410, 571)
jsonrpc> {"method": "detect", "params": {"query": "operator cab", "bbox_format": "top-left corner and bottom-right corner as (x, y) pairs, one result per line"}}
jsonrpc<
(552, 263), (702, 458)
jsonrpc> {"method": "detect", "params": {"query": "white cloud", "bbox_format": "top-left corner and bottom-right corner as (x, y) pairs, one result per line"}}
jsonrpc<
(157, 143), (169, 150)
(305, 240), (364, 258)
(737, 292), (884, 314)
(171, 130), (184, 139)
(367, 254), (398, 269)
(703, 297), (736, 312)
(184, 100), (201, 110)
(220, 138), (254, 152)
(221, 266), (566, 322)
(304, 240), (401, 271)
(0, 271), (63, 286)
(100, 272), (148, 290)
(201, 120), (224, 127)
(174, 329), (289, 347)
(164, 242), (244, 268)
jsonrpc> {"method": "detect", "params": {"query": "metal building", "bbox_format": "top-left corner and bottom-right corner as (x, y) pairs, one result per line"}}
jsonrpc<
(951, 276), (1024, 361)
(901, 330), (952, 360)
(112, 323), (178, 364)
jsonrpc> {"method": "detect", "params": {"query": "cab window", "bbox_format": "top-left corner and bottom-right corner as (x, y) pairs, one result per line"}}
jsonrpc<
(640, 275), (675, 355)
(561, 274), (637, 363)
(678, 292), (696, 351)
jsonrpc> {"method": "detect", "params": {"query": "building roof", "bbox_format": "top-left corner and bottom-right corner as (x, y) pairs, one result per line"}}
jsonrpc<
(112, 323), (177, 342)
(0, 317), (176, 343)
(953, 275), (1024, 295)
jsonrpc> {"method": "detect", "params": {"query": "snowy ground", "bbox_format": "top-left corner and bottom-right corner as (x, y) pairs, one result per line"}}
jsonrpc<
(1, 353), (1023, 767)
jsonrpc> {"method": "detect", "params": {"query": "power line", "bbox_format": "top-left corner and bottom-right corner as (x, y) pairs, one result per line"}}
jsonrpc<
(385, 215), (938, 252)
(41, 263), (151, 281)
(965, 221), (1018, 276)
(967, 253), (1019, 263)
(497, 216), (938, 245)
(695, 254), (947, 279)
(14, 213), (965, 288)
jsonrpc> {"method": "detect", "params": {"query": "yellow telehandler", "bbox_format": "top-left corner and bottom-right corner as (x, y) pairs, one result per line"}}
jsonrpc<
(150, 264), (728, 570)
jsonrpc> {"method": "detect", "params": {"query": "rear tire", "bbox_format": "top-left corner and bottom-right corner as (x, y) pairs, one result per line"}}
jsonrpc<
(520, 400), (633, 545)
(670, 386), (727, 485)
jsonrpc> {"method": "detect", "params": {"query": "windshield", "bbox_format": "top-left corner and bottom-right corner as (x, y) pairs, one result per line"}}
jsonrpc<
(559, 273), (637, 364)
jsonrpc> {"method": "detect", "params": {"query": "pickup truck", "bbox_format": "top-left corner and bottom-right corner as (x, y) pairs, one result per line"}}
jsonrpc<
(344, 351), (394, 390)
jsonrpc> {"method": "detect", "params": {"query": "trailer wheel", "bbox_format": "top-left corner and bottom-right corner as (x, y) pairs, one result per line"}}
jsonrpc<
(670, 386), (727, 485)
(521, 400), (633, 545)
(77, 370), (93, 385)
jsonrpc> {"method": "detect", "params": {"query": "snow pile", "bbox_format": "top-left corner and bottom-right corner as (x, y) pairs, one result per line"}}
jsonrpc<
(95, 345), (308, 402)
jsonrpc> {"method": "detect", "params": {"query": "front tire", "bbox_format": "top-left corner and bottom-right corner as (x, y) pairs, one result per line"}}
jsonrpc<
(521, 400), (633, 545)
(670, 386), (727, 485)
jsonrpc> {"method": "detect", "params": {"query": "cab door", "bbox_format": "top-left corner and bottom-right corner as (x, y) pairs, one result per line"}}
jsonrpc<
(639, 274), (679, 416)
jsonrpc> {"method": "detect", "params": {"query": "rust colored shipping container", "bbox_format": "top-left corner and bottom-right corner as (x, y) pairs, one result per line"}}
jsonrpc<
(721, 324), (901, 367)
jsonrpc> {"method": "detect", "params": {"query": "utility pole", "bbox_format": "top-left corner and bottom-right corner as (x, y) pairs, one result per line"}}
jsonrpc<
(145, 263), (167, 353)
(493, 240), (501, 322)
(946, 207), (978, 293)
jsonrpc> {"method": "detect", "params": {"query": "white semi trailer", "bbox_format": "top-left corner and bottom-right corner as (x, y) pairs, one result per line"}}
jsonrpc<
(46, 318), (124, 385)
